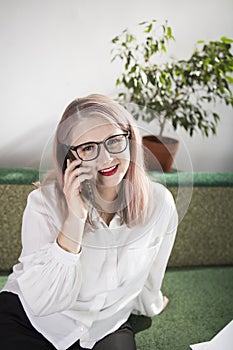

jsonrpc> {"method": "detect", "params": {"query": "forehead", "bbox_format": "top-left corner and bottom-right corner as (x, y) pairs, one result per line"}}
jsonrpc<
(69, 116), (123, 145)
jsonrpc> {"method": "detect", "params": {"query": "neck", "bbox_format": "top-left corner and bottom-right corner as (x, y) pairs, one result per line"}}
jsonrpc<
(96, 184), (118, 202)
(98, 211), (116, 226)
(93, 184), (122, 216)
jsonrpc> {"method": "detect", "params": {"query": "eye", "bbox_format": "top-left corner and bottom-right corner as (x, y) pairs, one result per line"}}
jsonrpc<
(83, 145), (94, 151)
(107, 138), (118, 145)
(80, 144), (96, 153)
(107, 135), (124, 145)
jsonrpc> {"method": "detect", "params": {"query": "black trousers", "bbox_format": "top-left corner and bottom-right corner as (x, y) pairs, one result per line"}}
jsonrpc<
(0, 292), (136, 350)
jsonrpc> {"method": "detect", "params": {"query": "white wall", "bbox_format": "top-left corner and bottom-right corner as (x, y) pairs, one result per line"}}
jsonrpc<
(0, 0), (233, 171)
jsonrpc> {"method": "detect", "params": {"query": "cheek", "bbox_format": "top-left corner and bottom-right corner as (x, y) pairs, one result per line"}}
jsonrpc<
(119, 154), (130, 175)
(83, 161), (98, 178)
(120, 149), (131, 166)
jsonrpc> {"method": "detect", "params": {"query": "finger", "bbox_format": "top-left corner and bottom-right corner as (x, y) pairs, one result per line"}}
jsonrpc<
(73, 173), (93, 191)
(64, 159), (74, 185)
(64, 158), (82, 186)
(65, 166), (92, 189)
(162, 296), (169, 310)
(65, 171), (93, 193)
(65, 158), (82, 178)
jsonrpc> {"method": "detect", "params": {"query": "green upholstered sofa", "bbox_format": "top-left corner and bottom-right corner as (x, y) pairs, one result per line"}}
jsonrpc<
(0, 168), (232, 349)
(0, 168), (232, 271)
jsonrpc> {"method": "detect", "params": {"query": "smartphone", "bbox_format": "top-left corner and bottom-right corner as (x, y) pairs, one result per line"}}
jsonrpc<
(67, 149), (77, 162)
(66, 149), (94, 204)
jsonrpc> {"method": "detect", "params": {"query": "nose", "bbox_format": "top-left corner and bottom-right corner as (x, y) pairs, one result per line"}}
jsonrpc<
(97, 144), (114, 165)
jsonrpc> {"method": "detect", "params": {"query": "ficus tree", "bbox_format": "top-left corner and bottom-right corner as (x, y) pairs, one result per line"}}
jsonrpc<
(111, 19), (233, 137)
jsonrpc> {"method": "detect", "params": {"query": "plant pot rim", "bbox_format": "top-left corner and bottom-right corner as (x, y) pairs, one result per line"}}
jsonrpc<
(143, 135), (179, 145)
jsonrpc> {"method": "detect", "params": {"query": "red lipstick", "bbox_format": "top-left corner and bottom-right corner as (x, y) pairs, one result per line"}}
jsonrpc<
(98, 164), (119, 176)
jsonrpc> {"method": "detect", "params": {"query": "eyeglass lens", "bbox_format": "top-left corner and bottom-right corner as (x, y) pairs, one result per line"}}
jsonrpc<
(76, 134), (128, 161)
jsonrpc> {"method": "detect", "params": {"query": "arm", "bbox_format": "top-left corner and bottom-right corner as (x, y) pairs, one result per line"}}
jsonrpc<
(17, 158), (93, 316)
(16, 188), (83, 316)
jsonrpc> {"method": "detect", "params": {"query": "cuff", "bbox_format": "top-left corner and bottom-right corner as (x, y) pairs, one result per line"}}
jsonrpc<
(51, 241), (82, 265)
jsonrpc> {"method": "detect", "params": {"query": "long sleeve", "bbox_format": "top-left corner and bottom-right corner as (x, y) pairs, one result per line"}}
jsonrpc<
(13, 186), (83, 316)
(132, 205), (178, 317)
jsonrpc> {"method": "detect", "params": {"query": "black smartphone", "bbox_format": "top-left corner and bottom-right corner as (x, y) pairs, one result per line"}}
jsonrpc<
(66, 149), (78, 164)
(66, 149), (94, 204)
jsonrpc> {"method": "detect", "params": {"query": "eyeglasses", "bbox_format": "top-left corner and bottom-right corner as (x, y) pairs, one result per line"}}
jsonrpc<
(69, 131), (130, 161)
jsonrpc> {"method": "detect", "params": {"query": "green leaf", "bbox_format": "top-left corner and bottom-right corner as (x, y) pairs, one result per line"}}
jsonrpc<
(167, 26), (172, 39)
(111, 36), (119, 44)
(204, 127), (209, 137)
(110, 55), (117, 63)
(226, 75), (233, 83)
(116, 78), (121, 86)
(129, 34), (134, 43)
(161, 43), (166, 52)
(221, 37), (233, 44)
(128, 77), (135, 89)
(211, 126), (216, 135)
(130, 65), (137, 73)
(197, 40), (205, 44)
(213, 113), (220, 122)
(144, 23), (153, 33)
(139, 21), (147, 25)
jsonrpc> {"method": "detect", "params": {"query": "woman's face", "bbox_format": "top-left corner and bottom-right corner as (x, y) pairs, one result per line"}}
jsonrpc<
(68, 117), (131, 189)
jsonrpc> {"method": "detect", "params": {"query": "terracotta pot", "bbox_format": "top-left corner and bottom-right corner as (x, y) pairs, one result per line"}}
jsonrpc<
(142, 135), (179, 172)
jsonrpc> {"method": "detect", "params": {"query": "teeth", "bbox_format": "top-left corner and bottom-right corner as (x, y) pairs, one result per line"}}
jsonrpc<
(100, 165), (117, 173)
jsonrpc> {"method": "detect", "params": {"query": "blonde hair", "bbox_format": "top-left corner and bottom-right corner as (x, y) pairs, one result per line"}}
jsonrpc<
(43, 94), (151, 227)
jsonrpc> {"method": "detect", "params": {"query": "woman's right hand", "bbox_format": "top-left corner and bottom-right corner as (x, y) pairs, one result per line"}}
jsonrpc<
(63, 158), (93, 221)
(57, 158), (93, 254)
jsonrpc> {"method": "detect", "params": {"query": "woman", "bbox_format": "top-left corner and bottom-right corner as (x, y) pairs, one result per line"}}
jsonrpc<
(0, 94), (178, 350)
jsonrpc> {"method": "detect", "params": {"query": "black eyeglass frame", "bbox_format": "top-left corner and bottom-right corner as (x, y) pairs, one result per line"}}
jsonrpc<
(69, 131), (131, 161)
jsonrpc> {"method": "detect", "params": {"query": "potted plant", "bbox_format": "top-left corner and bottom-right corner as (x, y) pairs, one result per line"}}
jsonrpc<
(111, 19), (233, 171)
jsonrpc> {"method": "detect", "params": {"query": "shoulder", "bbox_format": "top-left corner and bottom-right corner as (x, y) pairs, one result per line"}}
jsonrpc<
(26, 181), (60, 214)
(24, 181), (65, 231)
(148, 180), (176, 219)
(150, 180), (175, 207)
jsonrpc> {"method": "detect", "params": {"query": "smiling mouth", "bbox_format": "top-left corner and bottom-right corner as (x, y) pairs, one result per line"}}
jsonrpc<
(98, 164), (119, 176)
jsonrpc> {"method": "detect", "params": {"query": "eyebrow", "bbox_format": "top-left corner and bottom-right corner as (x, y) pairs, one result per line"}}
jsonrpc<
(71, 132), (127, 148)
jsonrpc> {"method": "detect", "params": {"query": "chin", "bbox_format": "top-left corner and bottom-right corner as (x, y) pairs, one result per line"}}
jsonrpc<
(97, 170), (127, 187)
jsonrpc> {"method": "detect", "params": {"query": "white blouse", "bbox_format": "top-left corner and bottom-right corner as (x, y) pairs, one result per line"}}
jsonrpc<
(2, 180), (178, 350)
